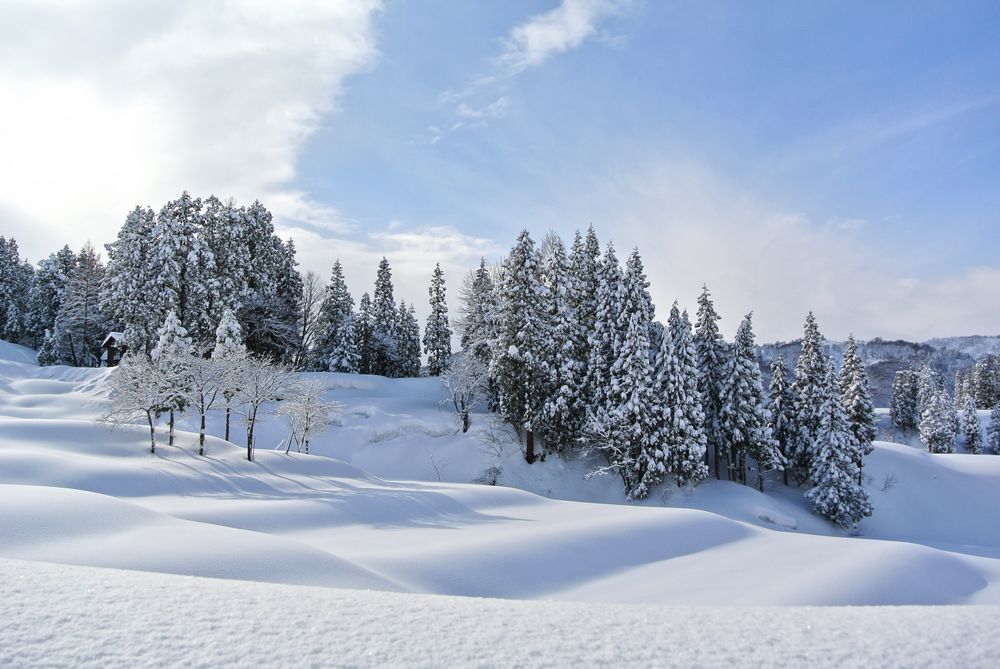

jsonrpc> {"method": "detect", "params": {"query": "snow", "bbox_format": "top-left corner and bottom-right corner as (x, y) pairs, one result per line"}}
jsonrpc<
(4, 341), (1000, 663)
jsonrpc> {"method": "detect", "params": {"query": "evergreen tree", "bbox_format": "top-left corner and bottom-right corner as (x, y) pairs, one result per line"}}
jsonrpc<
(492, 230), (549, 461)
(789, 312), (827, 484)
(52, 244), (110, 367)
(919, 387), (957, 454)
(151, 309), (193, 446)
(538, 234), (585, 454)
(987, 402), (1000, 455)
(805, 358), (873, 528)
(719, 313), (782, 488)
(315, 259), (355, 369)
(394, 301), (422, 377)
(26, 245), (76, 348)
(458, 258), (497, 367)
(694, 285), (727, 479)
(423, 263), (452, 376)
(370, 257), (399, 376)
(356, 292), (374, 374)
(890, 369), (920, 432)
(585, 242), (623, 419)
(840, 334), (876, 483)
(329, 311), (360, 373)
(0, 236), (35, 344)
(963, 396), (983, 454)
(653, 303), (708, 487)
(767, 355), (795, 485)
(102, 206), (159, 353)
(201, 197), (251, 332)
(568, 226), (601, 405)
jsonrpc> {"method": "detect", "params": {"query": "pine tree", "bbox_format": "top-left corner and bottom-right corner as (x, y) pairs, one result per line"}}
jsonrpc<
(890, 369), (920, 432)
(369, 257), (399, 376)
(212, 308), (247, 443)
(987, 403), (1000, 455)
(26, 245), (75, 348)
(767, 355), (795, 485)
(492, 230), (549, 462)
(840, 334), (876, 483)
(423, 263), (452, 376)
(653, 303), (708, 487)
(719, 313), (783, 488)
(201, 197), (251, 333)
(457, 258), (497, 367)
(329, 311), (360, 373)
(315, 259), (355, 369)
(963, 396), (983, 454)
(394, 301), (422, 377)
(102, 206), (159, 353)
(789, 312), (827, 484)
(920, 387), (957, 454)
(568, 227), (601, 405)
(585, 242), (623, 419)
(151, 309), (193, 447)
(538, 234), (585, 454)
(356, 292), (374, 374)
(603, 250), (663, 498)
(0, 237), (35, 344)
(52, 244), (111, 367)
(694, 285), (727, 479)
(805, 357), (873, 528)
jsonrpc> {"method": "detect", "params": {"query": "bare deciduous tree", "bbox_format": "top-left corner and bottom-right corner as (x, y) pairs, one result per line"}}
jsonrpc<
(235, 356), (293, 461)
(441, 353), (488, 433)
(98, 355), (173, 454)
(277, 378), (342, 454)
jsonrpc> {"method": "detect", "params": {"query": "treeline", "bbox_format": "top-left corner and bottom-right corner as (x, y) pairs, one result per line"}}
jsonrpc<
(452, 229), (875, 528)
(890, 364), (1000, 454)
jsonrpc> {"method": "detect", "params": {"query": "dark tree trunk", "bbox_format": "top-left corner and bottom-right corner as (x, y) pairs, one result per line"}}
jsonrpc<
(525, 429), (535, 464)
(225, 401), (231, 442)
(147, 412), (156, 454)
(168, 410), (175, 446)
(199, 411), (206, 456)
(462, 411), (470, 433)
(713, 444), (720, 479)
(246, 411), (255, 461)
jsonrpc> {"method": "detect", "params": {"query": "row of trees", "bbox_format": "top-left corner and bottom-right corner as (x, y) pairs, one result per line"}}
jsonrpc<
(954, 355), (1000, 410)
(891, 365), (1000, 454)
(452, 228), (875, 527)
(101, 309), (341, 460)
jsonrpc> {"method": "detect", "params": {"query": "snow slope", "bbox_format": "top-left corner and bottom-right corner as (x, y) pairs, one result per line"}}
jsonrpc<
(5, 558), (998, 669)
(0, 347), (1000, 666)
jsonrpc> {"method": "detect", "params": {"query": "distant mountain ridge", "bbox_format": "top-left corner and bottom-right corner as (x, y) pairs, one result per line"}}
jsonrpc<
(758, 335), (1000, 407)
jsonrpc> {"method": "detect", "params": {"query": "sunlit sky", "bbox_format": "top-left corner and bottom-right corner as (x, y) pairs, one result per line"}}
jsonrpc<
(2, 0), (998, 341)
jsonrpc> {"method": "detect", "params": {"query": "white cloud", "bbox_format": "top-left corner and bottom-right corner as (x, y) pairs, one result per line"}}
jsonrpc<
(0, 0), (379, 260)
(537, 159), (1000, 342)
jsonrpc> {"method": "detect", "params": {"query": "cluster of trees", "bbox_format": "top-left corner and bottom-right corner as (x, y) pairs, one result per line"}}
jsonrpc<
(100, 308), (341, 460)
(891, 364), (1000, 455)
(2, 193), (457, 378)
(452, 228), (875, 527)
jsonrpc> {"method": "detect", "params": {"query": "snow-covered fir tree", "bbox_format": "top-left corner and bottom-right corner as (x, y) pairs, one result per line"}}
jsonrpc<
(151, 309), (193, 446)
(101, 206), (160, 353)
(395, 301), (422, 378)
(315, 259), (356, 370)
(694, 285), (727, 479)
(567, 227), (601, 405)
(538, 234), (585, 454)
(51, 244), (110, 367)
(789, 312), (827, 484)
(719, 313), (783, 488)
(988, 403), (1000, 455)
(584, 242), (623, 419)
(767, 355), (795, 486)
(26, 245), (76, 349)
(805, 357), (873, 528)
(457, 258), (498, 368)
(212, 308), (247, 443)
(0, 236), (34, 344)
(653, 303), (708, 487)
(328, 311), (360, 374)
(201, 197), (251, 332)
(423, 263), (452, 376)
(492, 230), (549, 461)
(356, 292), (374, 375)
(839, 334), (876, 483)
(919, 386), (957, 454)
(370, 257), (399, 376)
(890, 369), (920, 432)
(962, 396), (983, 454)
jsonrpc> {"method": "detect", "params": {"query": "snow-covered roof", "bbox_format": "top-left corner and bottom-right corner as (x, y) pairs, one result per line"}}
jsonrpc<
(101, 332), (125, 347)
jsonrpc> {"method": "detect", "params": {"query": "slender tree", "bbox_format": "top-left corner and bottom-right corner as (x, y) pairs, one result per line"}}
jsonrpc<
(694, 285), (727, 479)
(767, 355), (794, 485)
(840, 335), (876, 483)
(963, 396), (983, 454)
(423, 263), (452, 376)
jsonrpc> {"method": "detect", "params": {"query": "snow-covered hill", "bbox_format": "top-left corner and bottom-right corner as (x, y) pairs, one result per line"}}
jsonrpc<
(3, 341), (1000, 663)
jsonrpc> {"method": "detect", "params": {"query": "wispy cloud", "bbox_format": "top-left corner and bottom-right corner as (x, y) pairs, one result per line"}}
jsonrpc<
(425, 0), (632, 142)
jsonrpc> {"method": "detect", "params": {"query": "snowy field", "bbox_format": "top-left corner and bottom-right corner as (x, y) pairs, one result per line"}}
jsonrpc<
(2, 339), (1000, 665)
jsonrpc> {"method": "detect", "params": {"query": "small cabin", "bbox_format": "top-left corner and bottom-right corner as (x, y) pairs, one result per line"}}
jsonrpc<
(100, 332), (127, 367)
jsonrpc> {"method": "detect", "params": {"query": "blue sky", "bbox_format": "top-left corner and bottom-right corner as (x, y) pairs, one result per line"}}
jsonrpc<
(1, 0), (998, 340)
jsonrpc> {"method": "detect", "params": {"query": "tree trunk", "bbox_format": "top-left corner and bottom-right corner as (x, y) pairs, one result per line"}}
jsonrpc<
(525, 429), (535, 464)
(246, 411), (255, 461)
(462, 410), (470, 433)
(757, 470), (765, 492)
(199, 411), (206, 456)
(147, 412), (156, 454)
(225, 402), (231, 442)
(304, 437), (309, 455)
(168, 410), (175, 446)
(713, 444), (720, 479)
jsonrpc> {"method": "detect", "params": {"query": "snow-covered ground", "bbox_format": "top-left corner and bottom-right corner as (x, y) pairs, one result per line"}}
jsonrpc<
(2, 339), (1000, 665)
